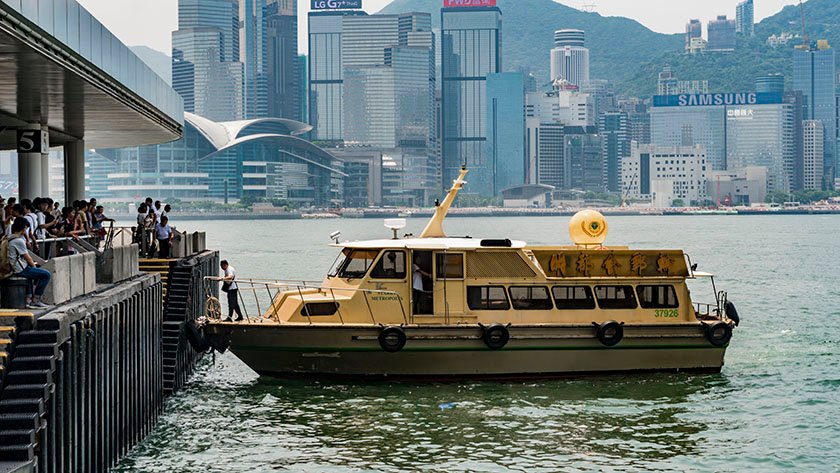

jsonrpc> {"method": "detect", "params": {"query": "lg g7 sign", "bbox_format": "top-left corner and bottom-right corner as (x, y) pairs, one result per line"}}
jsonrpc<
(311, 0), (362, 9)
(444, 0), (497, 6)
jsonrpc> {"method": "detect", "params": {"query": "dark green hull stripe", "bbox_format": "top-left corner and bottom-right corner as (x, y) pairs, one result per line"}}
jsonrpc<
(234, 344), (725, 353)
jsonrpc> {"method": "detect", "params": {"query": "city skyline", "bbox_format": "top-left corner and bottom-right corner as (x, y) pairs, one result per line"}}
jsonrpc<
(78, 0), (796, 58)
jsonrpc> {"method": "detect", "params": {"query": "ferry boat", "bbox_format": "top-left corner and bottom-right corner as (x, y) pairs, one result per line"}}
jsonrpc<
(200, 169), (740, 379)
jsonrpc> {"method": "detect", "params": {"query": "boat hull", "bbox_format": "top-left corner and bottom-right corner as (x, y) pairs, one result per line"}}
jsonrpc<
(205, 322), (727, 378)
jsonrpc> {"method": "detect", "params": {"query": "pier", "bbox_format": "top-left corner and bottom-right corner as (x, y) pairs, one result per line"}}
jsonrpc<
(0, 233), (217, 473)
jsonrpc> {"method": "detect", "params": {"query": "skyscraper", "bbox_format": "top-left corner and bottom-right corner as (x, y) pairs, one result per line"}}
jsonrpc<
(486, 72), (526, 195)
(802, 120), (825, 190)
(707, 15), (736, 52)
(308, 10), (367, 143)
(266, 0), (300, 120)
(756, 73), (785, 94)
(550, 29), (589, 87)
(685, 19), (702, 52)
(736, 0), (754, 37)
(599, 111), (630, 192)
(241, 0), (269, 118)
(793, 42), (837, 187)
(240, 0), (300, 120)
(329, 12), (437, 205)
(441, 4), (502, 196)
(172, 0), (244, 121)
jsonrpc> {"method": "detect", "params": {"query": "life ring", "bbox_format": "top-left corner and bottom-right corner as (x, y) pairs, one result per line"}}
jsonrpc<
(724, 301), (740, 327)
(705, 321), (732, 347)
(378, 326), (406, 353)
(482, 323), (510, 350)
(596, 320), (624, 347)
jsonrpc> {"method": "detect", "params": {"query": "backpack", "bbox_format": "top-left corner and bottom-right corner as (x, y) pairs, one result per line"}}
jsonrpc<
(0, 235), (15, 280)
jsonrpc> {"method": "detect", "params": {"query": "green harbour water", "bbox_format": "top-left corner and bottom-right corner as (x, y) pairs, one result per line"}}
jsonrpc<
(114, 215), (840, 472)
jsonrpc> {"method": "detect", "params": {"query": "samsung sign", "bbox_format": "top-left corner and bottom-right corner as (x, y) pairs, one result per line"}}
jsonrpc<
(311, 0), (362, 9)
(653, 92), (783, 107)
(444, 0), (497, 7)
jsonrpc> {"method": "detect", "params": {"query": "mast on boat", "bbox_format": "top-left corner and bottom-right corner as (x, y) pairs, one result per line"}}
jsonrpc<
(419, 167), (468, 238)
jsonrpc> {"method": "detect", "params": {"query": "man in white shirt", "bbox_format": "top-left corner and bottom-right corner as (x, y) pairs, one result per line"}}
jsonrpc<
(221, 260), (243, 321)
(412, 261), (431, 314)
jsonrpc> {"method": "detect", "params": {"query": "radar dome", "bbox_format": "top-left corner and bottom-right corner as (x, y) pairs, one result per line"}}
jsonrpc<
(569, 210), (608, 247)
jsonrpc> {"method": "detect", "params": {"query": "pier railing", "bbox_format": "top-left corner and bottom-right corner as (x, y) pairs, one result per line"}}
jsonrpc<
(202, 276), (409, 325)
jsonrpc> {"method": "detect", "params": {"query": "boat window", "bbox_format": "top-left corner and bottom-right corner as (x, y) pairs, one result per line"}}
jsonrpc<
(327, 249), (350, 277)
(301, 302), (339, 316)
(509, 286), (554, 310)
(467, 286), (510, 310)
(337, 249), (380, 279)
(637, 285), (679, 308)
(436, 253), (464, 279)
(370, 250), (407, 279)
(552, 286), (596, 310)
(594, 285), (638, 309)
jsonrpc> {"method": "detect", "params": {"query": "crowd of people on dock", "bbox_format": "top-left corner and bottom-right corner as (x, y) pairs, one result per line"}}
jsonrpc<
(0, 195), (118, 309)
(0, 194), (180, 309)
(134, 197), (174, 258)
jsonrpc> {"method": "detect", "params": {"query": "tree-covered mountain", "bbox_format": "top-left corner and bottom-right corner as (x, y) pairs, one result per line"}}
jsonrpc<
(380, 0), (840, 98)
(378, 0), (683, 85)
(621, 0), (840, 96)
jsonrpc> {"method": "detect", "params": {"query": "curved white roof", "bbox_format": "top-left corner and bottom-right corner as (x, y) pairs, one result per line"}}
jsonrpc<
(184, 112), (313, 150)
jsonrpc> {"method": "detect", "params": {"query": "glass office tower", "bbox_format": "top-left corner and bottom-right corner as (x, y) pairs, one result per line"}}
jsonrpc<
(793, 45), (837, 187)
(172, 0), (244, 121)
(308, 10), (367, 143)
(486, 72), (525, 195)
(441, 5), (502, 196)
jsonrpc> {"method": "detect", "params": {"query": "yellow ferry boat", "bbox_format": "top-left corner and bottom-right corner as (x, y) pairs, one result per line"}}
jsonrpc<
(201, 169), (740, 378)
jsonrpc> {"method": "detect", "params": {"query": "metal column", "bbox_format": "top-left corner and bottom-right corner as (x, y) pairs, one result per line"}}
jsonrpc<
(41, 125), (51, 198)
(63, 139), (86, 204)
(17, 123), (45, 199)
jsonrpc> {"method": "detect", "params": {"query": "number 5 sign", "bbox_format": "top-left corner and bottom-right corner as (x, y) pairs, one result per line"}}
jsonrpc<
(16, 128), (48, 154)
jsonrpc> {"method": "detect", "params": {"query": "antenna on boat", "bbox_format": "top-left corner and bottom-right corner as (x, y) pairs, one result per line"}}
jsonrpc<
(420, 167), (468, 238)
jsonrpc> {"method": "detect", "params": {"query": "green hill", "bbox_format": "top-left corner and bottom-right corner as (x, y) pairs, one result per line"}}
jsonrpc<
(378, 0), (683, 85)
(621, 0), (840, 96)
(380, 0), (840, 97)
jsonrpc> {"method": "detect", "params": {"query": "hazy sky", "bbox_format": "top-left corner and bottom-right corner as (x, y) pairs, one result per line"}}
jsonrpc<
(77, 0), (797, 55)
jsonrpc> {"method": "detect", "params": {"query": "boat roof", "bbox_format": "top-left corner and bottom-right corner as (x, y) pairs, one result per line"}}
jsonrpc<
(334, 237), (528, 251)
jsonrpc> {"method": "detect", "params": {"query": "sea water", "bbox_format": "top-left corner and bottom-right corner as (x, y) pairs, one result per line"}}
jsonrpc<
(114, 215), (840, 472)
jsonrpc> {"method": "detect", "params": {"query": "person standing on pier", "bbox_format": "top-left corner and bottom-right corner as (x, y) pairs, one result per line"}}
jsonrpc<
(220, 260), (243, 322)
(155, 215), (173, 259)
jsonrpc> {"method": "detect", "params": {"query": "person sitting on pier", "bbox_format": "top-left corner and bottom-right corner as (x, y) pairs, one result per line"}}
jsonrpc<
(7, 217), (51, 309)
(155, 215), (173, 259)
(220, 260), (243, 322)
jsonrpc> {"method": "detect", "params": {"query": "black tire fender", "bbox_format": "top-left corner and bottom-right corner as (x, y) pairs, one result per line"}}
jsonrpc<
(482, 323), (510, 350)
(705, 321), (733, 347)
(185, 321), (211, 353)
(595, 320), (624, 347)
(378, 326), (407, 353)
(724, 301), (740, 327)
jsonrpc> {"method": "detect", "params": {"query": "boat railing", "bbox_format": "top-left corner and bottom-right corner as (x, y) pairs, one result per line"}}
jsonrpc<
(694, 302), (720, 319)
(202, 276), (409, 325)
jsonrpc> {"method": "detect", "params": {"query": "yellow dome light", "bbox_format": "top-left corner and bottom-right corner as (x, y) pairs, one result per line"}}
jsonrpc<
(569, 209), (608, 247)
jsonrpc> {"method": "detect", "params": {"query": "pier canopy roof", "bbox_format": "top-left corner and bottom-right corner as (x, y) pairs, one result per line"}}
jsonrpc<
(0, 0), (183, 149)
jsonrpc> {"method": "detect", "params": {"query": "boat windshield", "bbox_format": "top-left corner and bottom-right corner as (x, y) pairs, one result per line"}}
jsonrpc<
(334, 249), (380, 279)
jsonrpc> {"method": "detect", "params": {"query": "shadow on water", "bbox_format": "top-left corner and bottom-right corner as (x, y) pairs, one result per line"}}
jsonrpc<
(118, 353), (730, 472)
